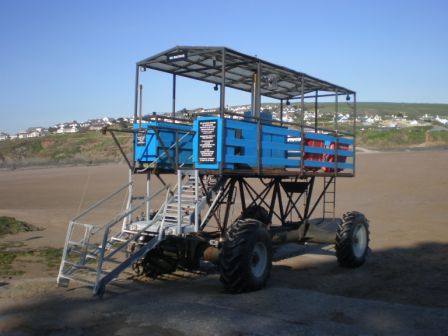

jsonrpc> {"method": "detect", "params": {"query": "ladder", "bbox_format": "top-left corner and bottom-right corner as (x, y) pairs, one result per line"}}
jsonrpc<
(322, 176), (336, 219)
(57, 169), (204, 296)
(128, 170), (201, 235)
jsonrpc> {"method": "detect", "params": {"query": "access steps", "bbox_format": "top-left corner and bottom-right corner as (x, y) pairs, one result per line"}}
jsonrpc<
(57, 169), (214, 296)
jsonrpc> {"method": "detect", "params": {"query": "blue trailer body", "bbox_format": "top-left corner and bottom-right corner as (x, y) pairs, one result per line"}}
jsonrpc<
(193, 116), (354, 173)
(133, 122), (193, 169)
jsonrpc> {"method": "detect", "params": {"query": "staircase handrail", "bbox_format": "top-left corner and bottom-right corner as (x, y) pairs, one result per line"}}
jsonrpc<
(71, 181), (132, 223)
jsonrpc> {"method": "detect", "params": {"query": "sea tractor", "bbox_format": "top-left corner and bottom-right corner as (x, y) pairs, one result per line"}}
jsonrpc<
(57, 46), (369, 296)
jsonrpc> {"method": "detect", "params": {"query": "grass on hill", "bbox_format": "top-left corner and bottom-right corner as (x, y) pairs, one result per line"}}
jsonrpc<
(356, 126), (448, 149)
(0, 131), (132, 168)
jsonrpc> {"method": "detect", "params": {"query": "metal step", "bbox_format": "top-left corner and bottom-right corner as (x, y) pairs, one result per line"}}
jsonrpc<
(94, 237), (160, 296)
(57, 169), (211, 295)
(110, 237), (128, 243)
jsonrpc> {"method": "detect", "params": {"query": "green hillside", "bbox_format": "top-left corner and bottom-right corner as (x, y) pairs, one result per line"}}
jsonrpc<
(0, 131), (132, 168)
(357, 126), (448, 149)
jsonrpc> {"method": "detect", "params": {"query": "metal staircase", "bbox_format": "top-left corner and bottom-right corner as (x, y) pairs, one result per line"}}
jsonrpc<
(129, 170), (201, 235)
(57, 169), (207, 296)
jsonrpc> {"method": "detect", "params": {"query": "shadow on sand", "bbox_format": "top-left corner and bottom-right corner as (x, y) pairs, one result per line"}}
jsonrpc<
(1, 242), (448, 335)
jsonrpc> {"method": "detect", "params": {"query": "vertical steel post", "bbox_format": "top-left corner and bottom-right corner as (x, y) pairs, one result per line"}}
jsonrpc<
(194, 170), (199, 232)
(177, 170), (182, 234)
(220, 49), (226, 118)
(133, 65), (140, 123)
(256, 62), (262, 172)
(172, 74), (176, 119)
(334, 91), (339, 174)
(334, 90), (339, 132)
(255, 62), (261, 118)
(300, 76), (305, 172)
(303, 177), (315, 220)
(314, 90), (318, 132)
(95, 225), (110, 293)
(146, 174), (150, 221)
(175, 130), (179, 170)
(257, 115), (261, 172)
(251, 73), (256, 117)
(139, 84), (143, 128)
(353, 93), (357, 176)
(219, 49), (226, 174)
(280, 99), (283, 126)
(127, 168), (133, 227)
(222, 179), (236, 232)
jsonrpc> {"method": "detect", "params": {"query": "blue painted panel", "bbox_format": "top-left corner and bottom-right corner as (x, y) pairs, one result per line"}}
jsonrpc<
(226, 155), (257, 164)
(261, 157), (300, 167)
(336, 138), (353, 145)
(304, 132), (354, 145)
(191, 117), (355, 173)
(262, 124), (293, 135)
(133, 122), (193, 169)
(304, 146), (353, 157)
(287, 151), (302, 158)
(244, 111), (273, 124)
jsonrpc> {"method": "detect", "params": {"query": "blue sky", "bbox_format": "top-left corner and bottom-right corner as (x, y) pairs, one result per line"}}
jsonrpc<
(0, 0), (447, 134)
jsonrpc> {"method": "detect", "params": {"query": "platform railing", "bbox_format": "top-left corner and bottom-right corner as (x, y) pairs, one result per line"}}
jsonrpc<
(109, 112), (355, 175)
(192, 113), (354, 175)
(57, 181), (168, 290)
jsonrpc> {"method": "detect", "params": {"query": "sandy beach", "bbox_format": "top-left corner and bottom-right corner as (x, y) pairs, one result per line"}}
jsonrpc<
(1, 150), (448, 335)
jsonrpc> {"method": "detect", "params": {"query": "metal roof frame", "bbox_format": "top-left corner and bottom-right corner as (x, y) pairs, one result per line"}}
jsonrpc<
(137, 46), (355, 100)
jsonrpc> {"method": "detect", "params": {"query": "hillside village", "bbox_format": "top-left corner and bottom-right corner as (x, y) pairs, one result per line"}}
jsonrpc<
(0, 117), (131, 141)
(1, 104), (448, 142)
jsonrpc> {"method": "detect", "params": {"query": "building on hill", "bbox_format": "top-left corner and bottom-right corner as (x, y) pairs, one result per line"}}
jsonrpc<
(17, 132), (29, 139)
(435, 115), (448, 125)
(88, 122), (104, 131)
(56, 123), (80, 134)
(0, 132), (9, 141)
(26, 127), (46, 138)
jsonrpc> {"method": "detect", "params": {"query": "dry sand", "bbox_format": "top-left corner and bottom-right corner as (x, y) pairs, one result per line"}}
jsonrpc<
(0, 150), (448, 335)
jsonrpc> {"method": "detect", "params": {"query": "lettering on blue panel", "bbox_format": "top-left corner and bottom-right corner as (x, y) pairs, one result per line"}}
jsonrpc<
(136, 131), (146, 146)
(198, 119), (217, 164)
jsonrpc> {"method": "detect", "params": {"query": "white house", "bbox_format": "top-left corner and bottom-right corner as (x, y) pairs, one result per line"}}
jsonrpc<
(17, 132), (28, 139)
(27, 130), (41, 138)
(0, 132), (9, 141)
(57, 123), (80, 134)
(336, 113), (350, 123)
(26, 127), (45, 138)
(435, 115), (448, 125)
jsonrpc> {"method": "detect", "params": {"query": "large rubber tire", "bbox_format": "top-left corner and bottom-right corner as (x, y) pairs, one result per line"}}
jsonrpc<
(219, 219), (272, 293)
(239, 205), (270, 225)
(335, 211), (370, 268)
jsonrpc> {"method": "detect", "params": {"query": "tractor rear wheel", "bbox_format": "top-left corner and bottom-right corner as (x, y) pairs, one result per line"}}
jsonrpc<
(335, 211), (370, 268)
(219, 219), (272, 293)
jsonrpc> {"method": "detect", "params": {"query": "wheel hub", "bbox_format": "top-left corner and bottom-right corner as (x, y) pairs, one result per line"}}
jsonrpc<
(352, 224), (367, 258)
(250, 242), (267, 278)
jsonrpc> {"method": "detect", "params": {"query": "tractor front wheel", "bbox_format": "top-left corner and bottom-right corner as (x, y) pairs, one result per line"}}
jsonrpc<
(219, 219), (272, 293)
(335, 211), (370, 268)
